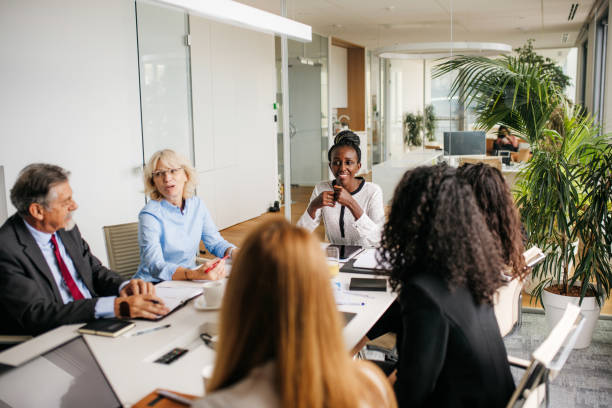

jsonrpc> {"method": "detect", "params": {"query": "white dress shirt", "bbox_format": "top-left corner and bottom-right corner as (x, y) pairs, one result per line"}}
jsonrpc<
(297, 179), (385, 247)
(23, 220), (117, 318)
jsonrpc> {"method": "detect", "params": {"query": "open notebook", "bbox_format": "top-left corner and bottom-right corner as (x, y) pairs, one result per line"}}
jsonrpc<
(153, 282), (203, 318)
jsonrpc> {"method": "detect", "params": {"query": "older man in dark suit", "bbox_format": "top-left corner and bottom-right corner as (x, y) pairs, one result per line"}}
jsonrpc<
(0, 163), (169, 335)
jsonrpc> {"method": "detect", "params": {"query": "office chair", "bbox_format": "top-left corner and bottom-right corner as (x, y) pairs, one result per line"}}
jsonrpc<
(103, 222), (140, 280)
(494, 276), (523, 337)
(506, 303), (585, 408)
(458, 156), (503, 171)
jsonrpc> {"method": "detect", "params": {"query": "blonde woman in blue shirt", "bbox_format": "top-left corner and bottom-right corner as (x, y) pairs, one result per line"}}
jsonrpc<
(134, 149), (235, 282)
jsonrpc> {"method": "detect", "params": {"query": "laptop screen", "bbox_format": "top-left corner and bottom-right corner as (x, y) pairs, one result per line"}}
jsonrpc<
(0, 336), (121, 408)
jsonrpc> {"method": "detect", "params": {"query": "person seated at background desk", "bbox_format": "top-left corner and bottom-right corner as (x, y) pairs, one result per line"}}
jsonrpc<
(378, 164), (515, 407)
(297, 131), (384, 247)
(493, 125), (519, 152)
(195, 218), (396, 408)
(457, 162), (527, 278)
(0, 164), (169, 335)
(134, 149), (234, 283)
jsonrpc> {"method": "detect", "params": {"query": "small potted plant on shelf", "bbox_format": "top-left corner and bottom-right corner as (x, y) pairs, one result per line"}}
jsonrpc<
(423, 104), (437, 143)
(403, 112), (422, 149)
(434, 40), (612, 348)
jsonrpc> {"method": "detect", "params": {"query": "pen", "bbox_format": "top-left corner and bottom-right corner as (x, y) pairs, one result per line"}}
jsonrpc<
(157, 390), (192, 406)
(336, 301), (365, 306)
(203, 254), (229, 274)
(341, 290), (373, 299)
(129, 324), (171, 337)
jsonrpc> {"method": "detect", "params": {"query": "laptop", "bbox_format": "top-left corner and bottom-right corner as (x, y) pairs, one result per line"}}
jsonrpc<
(0, 336), (122, 407)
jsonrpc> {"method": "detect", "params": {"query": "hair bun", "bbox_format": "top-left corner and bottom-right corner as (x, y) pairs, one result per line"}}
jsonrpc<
(334, 130), (360, 146)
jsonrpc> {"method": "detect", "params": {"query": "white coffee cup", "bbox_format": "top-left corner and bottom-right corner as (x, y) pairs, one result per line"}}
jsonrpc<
(202, 364), (214, 388)
(202, 281), (224, 308)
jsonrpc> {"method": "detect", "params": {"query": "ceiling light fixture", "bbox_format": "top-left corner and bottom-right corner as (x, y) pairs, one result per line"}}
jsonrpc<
(375, 42), (512, 59)
(146, 0), (312, 42)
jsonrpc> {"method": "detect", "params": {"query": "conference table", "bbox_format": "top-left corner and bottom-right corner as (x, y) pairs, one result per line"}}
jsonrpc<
(0, 265), (396, 407)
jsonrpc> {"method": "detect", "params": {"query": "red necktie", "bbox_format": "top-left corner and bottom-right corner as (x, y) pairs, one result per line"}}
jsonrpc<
(50, 234), (85, 301)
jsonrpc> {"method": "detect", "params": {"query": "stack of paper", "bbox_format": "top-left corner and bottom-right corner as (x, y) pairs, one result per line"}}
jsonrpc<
(523, 246), (546, 268)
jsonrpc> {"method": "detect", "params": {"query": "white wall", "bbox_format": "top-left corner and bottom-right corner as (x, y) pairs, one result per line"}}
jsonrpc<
(0, 0), (145, 264)
(189, 18), (277, 229)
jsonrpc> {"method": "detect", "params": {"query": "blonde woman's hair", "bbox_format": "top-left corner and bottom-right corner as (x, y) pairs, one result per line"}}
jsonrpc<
(206, 218), (396, 408)
(143, 149), (197, 200)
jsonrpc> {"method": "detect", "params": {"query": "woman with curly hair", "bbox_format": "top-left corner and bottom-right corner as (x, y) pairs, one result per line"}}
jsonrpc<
(379, 164), (515, 407)
(457, 162), (527, 279)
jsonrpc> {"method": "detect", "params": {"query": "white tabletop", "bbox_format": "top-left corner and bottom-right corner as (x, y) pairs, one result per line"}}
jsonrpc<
(0, 270), (396, 407)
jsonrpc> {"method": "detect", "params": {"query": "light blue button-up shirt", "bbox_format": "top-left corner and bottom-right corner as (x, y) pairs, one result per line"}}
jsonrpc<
(134, 196), (235, 282)
(23, 220), (117, 318)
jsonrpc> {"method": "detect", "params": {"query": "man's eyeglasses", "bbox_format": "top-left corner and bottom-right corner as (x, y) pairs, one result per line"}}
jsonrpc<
(152, 168), (183, 179)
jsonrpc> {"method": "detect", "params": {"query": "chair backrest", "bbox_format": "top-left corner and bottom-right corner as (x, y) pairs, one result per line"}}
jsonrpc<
(103, 222), (140, 280)
(493, 276), (522, 337)
(458, 156), (502, 171)
(506, 304), (585, 408)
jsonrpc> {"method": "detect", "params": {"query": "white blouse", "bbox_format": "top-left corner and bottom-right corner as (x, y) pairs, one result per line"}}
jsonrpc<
(194, 360), (394, 408)
(193, 362), (279, 408)
(297, 179), (385, 247)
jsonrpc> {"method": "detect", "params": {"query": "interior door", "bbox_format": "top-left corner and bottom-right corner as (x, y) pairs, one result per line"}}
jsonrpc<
(289, 61), (322, 186)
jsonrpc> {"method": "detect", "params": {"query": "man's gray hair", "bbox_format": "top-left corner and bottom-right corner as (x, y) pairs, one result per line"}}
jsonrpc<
(10, 164), (70, 216)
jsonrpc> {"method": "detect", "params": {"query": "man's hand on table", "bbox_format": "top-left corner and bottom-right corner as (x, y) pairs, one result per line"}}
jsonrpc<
(114, 294), (169, 320)
(119, 279), (156, 297)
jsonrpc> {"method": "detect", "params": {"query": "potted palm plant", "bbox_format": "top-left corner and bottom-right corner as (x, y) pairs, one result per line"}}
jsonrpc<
(434, 44), (612, 348)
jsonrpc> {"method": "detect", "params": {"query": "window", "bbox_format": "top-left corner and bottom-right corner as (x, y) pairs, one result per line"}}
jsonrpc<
(593, 11), (608, 127)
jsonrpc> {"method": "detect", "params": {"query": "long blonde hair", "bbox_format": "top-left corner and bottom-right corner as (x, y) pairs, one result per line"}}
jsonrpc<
(207, 218), (396, 408)
(143, 149), (198, 200)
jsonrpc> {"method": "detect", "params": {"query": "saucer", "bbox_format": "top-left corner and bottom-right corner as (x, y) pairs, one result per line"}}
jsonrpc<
(194, 297), (221, 311)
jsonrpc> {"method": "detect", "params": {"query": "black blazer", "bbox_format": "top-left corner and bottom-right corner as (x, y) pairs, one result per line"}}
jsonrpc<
(0, 214), (125, 335)
(394, 273), (515, 407)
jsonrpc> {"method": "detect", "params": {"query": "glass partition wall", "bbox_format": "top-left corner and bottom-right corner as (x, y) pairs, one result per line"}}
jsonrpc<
(135, 1), (194, 164)
(275, 33), (329, 192)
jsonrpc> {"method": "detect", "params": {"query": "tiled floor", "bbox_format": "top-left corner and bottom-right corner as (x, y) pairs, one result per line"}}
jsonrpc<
(504, 312), (612, 407)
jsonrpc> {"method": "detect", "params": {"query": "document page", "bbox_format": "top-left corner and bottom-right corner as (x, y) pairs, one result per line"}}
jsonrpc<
(353, 248), (379, 269)
(155, 282), (202, 310)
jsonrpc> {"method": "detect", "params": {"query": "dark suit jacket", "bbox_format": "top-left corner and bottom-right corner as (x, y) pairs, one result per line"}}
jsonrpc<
(394, 273), (515, 407)
(0, 214), (125, 335)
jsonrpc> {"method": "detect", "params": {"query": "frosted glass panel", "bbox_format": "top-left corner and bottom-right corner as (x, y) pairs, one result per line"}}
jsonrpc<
(136, 1), (193, 163)
(0, 165), (7, 224)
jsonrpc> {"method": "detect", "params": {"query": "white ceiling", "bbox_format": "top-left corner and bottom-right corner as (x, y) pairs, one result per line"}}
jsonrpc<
(237, 0), (595, 49)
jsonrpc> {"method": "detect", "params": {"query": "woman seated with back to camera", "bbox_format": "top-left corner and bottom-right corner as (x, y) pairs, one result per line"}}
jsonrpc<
(193, 218), (396, 408)
(133, 149), (235, 283)
(297, 131), (384, 247)
(457, 162), (527, 279)
(379, 163), (515, 407)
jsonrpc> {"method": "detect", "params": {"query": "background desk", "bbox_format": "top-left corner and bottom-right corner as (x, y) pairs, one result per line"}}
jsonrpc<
(0, 272), (396, 406)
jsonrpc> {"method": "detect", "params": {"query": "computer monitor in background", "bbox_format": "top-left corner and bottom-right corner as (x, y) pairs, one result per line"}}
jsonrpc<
(0, 336), (121, 408)
(443, 131), (486, 156)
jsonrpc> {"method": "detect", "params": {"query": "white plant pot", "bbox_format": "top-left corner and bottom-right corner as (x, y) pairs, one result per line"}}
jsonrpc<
(541, 288), (601, 349)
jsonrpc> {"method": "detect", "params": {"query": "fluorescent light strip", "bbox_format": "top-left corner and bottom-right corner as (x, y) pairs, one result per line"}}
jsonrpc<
(147, 0), (312, 42)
